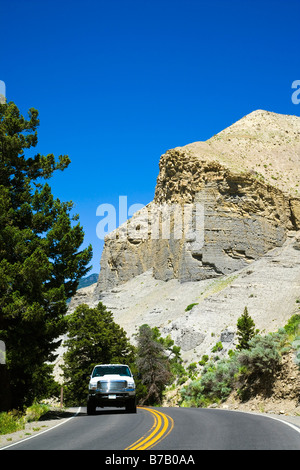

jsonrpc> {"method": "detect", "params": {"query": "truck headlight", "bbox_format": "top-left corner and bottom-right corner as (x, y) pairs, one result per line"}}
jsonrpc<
(89, 383), (97, 390)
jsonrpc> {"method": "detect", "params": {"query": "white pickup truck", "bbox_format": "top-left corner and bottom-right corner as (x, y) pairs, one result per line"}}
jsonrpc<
(87, 364), (136, 415)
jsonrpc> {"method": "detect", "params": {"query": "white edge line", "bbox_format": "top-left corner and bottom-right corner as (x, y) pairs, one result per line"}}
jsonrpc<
(254, 412), (300, 435)
(0, 406), (82, 450)
(214, 407), (300, 435)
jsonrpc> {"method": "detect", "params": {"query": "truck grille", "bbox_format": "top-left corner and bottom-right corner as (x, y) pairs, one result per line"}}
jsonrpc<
(97, 380), (127, 392)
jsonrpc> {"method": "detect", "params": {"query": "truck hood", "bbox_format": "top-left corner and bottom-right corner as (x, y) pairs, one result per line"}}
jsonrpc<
(92, 375), (126, 381)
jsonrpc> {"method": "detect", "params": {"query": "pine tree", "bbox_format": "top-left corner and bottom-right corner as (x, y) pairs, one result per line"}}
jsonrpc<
(0, 101), (92, 410)
(62, 303), (136, 405)
(236, 307), (256, 351)
(135, 324), (172, 405)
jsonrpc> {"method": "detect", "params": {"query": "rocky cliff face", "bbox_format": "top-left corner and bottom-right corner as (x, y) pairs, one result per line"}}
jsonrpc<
(94, 110), (300, 296)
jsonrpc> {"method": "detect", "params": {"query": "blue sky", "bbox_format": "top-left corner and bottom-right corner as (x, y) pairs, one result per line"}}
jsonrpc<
(1, 0), (299, 274)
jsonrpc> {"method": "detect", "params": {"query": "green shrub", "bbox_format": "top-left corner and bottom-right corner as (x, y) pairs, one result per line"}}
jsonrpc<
(202, 359), (238, 399)
(178, 375), (189, 385)
(25, 402), (50, 423)
(180, 327), (290, 407)
(186, 362), (198, 380)
(0, 411), (25, 435)
(185, 303), (199, 312)
(0, 402), (50, 435)
(284, 314), (300, 337)
(211, 341), (223, 353)
(232, 331), (287, 400)
(237, 333), (283, 376)
(198, 355), (209, 366)
(180, 357), (239, 406)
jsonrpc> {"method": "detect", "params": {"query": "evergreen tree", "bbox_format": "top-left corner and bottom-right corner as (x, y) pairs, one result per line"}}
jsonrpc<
(0, 101), (92, 410)
(62, 303), (136, 405)
(151, 326), (185, 384)
(135, 324), (172, 405)
(236, 307), (256, 351)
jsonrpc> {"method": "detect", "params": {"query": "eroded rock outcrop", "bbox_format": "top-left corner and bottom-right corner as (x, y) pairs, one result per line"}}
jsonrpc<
(94, 110), (300, 296)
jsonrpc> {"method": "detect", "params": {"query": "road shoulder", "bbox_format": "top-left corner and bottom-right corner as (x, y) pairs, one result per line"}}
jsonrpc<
(0, 407), (80, 449)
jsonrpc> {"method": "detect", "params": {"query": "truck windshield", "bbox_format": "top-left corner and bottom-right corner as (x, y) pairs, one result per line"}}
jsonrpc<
(92, 365), (131, 377)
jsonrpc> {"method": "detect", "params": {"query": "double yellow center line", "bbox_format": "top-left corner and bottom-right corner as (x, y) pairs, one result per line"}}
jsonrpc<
(125, 407), (174, 450)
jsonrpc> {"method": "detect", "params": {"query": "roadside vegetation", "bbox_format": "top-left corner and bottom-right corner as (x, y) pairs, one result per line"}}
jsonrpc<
(61, 302), (300, 410)
(1, 298), (299, 432)
(0, 402), (50, 435)
(180, 313), (300, 407)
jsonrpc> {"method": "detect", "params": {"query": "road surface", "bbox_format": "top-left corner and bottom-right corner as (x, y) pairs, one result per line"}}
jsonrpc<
(1, 406), (300, 451)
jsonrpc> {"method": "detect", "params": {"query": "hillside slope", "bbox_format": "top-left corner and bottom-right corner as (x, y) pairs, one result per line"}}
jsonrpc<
(64, 110), (300, 414)
(69, 231), (300, 363)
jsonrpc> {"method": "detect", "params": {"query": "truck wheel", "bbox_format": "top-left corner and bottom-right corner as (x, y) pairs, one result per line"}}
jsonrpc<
(126, 398), (137, 413)
(87, 398), (96, 415)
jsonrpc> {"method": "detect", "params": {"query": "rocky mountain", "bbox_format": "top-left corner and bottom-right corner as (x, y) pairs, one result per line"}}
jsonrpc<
(68, 109), (300, 364)
(95, 110), (300, 293)
(77, 273), (99, 290)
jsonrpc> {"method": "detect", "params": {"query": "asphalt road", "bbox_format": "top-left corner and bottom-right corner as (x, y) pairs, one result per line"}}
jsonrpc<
(2, 406), (300, 451)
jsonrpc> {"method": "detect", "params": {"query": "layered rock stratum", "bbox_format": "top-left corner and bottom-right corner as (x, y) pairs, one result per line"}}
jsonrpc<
(67, 109), (300, 365)
(94, 110), (300, 294)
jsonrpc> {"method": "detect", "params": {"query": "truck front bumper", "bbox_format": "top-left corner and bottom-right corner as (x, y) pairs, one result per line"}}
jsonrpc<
(88, 390), (135, 408)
